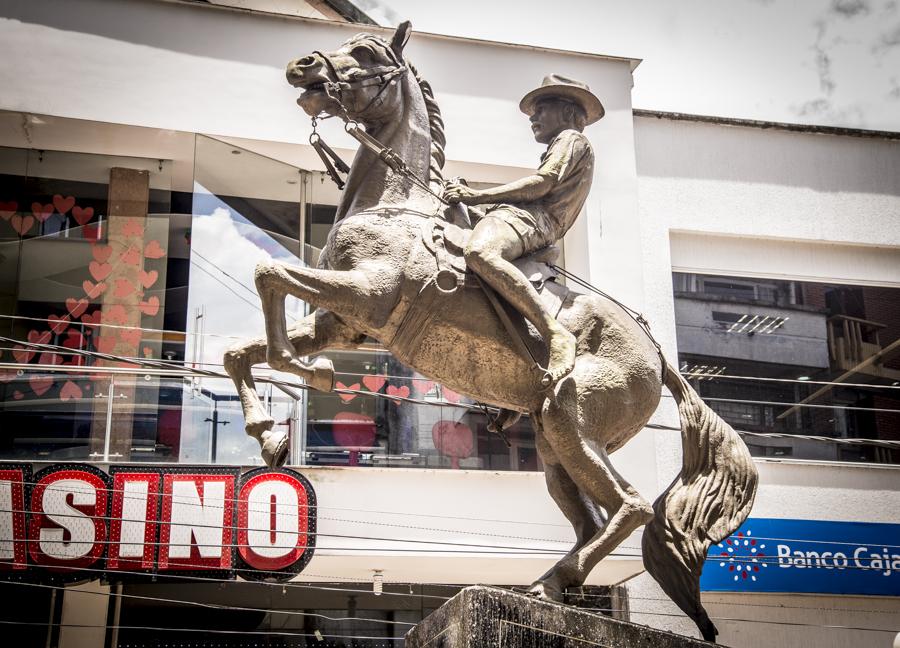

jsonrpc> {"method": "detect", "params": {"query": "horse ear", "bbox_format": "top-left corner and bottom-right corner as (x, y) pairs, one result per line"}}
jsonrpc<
(390, 21), (412, 57)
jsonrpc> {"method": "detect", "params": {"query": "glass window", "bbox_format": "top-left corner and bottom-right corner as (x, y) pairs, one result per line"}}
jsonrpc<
(0, 143), (188, 462)
(673, 271), (900, 464)
(1, 121), (541, 471)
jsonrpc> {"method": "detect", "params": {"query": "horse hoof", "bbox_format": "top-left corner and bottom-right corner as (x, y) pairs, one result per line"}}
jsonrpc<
(260, 429), (290, 468)
(526, 580), (564, 602)
(308, 357), (335, 392)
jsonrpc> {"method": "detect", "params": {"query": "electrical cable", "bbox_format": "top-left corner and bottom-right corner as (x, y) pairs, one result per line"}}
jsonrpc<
(189, 260), (263, 312)
(191, 249), (260, 299)
(0, 619), (406, 641)
(0, 579), (416, 628)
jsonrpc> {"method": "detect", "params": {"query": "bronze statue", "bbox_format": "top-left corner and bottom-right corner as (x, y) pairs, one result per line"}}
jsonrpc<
(444, 74), (602, 387)
(223, 22), (758, 643)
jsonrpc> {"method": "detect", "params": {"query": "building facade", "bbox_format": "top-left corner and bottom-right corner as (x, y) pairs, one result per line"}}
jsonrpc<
(0, 1), (898, 646)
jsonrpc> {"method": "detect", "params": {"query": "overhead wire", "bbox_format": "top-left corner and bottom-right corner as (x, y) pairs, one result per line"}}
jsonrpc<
(0, 579), (416, 628)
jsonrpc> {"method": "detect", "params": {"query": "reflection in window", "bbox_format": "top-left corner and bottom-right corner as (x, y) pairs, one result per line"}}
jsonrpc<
(673, 272), (899, 464)
(0, 145), (186, 463)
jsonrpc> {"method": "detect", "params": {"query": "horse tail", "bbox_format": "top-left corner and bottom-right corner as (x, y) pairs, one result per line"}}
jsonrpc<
(641, 361), (758, 642)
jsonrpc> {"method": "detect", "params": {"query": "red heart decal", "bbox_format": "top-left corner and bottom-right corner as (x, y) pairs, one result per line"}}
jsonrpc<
(144, 240), (166, 259)
(83, 223), (100, 240)
(11, 214), (34, 236)
(95, 336), (118, 354)
(66, 297), (89, 319)
(139, 269), (158, 289)
(138, 296), (160, 316)
(89, 261), (112, 281)
(37, 352), (64, 365)
(72, 205), (94, 226)
(27, 330), (51, 346)
(81, 310), (102, 329)
(103, 304), (128, 325)
(47, 314), (70, 335)
(31, 202), (53, 222)
(59, 380), (83, 401)
(386, 384), (410, 403)
(442, 387), (461, 404)
(12, 345), (35, 364)
(431, 420), (474, 469)
(92, 244), (113, 263)
(13, 390), (24, 400)
(53, 195), (76, 215)
(122, 219), (144, 237)
(114, 278), (136, 298)
(335, 381), (360, 402)
(0, 200), (16, 220)
(83, 280), (107, 299)
(413, 379), (435, 397)
(120, 246), (141, 266)
(29, 374), (53, 396)
(62, 330), (85, 350)
(119, 328), (142, 347)
(333, 411), (377, 448)
(362, 374), (387, 393)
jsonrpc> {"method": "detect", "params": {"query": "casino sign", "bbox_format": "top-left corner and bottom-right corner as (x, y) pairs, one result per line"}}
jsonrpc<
(0, 463), (316, 583)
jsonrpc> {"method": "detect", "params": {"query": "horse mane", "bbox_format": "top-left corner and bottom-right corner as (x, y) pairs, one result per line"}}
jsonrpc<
(407, 60), (446, 186)
(349, 33), (446, 185)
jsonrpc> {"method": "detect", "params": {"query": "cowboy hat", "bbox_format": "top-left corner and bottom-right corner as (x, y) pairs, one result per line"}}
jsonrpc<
(519, 74), (605, 125)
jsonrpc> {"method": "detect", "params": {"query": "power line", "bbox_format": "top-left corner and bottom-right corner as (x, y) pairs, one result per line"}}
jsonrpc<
(0, 619), (405, 641)
(189, 259), (263, 312)
(191, 249), (260, 299)
(0, 580), (416, 628)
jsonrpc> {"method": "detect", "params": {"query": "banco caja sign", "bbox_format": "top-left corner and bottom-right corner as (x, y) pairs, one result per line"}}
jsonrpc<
(0, 463), (316, 582)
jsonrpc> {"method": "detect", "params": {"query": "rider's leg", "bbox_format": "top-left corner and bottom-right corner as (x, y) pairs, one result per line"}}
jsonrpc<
(464, 216), (577, 385)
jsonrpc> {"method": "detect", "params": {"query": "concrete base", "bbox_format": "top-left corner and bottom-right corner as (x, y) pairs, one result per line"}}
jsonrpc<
(405, 586), (716, 647)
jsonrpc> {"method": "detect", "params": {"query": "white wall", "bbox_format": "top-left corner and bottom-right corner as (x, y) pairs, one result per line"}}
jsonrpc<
(632, 114), (900, 645)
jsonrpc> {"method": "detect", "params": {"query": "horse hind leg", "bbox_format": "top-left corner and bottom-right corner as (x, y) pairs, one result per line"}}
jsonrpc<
(530, 374), (653, 597)
(223, 309), (363, 467)
(531, 425), (607, 600)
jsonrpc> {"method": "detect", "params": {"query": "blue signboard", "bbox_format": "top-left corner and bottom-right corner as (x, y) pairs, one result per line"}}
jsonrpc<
(700, 517), (900, 595)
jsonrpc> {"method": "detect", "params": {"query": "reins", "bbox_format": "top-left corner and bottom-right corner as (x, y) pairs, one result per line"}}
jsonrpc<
(306, 47), (668, 387)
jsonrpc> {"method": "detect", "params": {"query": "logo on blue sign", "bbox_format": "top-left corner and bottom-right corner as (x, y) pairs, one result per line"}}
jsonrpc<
(700, 518), (900, 596)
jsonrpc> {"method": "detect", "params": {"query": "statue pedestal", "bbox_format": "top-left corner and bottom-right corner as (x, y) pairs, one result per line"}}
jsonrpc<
(405, 585), (715, 647)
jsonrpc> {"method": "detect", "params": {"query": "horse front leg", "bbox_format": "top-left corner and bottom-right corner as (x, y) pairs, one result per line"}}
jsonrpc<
(254, 260), (396, 375)
(223, 309), (364, 467)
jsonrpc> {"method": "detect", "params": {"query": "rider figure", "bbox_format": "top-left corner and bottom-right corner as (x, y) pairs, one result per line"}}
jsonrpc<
(443, 74), (603, 387)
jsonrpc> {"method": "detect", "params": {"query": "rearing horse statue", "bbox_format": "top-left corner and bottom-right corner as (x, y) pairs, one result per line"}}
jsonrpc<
(223, 22), (758, 643)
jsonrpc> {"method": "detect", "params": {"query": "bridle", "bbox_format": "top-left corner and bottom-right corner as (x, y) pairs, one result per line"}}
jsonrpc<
(312, 39), (408, 119)
(305, 40), (447, 204)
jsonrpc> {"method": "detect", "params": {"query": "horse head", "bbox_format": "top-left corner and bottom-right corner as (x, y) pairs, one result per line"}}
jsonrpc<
(287, 22), (413, 124)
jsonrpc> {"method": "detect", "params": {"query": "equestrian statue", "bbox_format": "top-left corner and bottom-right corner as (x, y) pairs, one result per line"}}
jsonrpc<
(223, 22), (758, 643)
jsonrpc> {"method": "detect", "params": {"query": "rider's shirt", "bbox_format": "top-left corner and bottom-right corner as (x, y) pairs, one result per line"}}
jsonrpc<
(535, 129), (595, 239)
(485, 129), (594, 251)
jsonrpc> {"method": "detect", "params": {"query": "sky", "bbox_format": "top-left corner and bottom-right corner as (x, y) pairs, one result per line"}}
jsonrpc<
(358, 0), (900, 132)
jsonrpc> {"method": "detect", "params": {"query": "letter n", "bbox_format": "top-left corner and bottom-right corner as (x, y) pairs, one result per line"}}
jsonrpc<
(158, 469), (238, 572)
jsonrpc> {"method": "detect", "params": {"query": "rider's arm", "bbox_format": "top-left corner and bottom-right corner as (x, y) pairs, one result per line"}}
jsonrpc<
(443, 174), (553, 205)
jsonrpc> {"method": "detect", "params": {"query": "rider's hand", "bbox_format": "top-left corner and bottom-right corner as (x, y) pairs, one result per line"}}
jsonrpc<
(443, 182), (482, 205)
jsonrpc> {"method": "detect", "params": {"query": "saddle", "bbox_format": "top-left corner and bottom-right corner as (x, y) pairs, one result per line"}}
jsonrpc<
(401, 204), (572, 392)
(418, 204), (569, 319)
